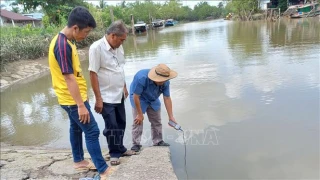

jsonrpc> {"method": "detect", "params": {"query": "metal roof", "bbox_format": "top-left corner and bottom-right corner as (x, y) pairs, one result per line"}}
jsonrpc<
(0, 9), (39, 21)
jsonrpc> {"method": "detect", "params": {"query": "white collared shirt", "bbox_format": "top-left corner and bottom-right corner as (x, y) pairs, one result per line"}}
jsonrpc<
(88, 36), (125, 103)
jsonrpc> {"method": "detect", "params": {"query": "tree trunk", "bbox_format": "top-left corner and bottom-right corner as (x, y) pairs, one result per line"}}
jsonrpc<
(110, 8), (114, 22)
(131, 14), (135, 35)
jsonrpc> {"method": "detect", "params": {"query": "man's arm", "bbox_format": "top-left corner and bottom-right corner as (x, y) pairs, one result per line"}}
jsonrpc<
(133, 93), (143, 115)
(90, 71), (103, 113)
(163, 96), (176, 122)
(162, 81), (176, 123)
(132, 76), (147, 125)
(64, 74), (90, 123)
(124, 82), (128, 99)
(88, 45), (103, 113)
(133, 93), (144, 125)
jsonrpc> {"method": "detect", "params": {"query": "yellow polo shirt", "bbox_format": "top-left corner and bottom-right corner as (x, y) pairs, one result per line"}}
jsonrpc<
(48, 33), (87, 105)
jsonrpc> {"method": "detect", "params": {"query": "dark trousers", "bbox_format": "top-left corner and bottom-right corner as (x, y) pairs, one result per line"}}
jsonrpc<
(101, 98), (127, 158)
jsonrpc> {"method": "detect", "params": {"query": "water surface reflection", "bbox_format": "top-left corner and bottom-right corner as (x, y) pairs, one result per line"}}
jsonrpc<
(1, 18), (319, 179)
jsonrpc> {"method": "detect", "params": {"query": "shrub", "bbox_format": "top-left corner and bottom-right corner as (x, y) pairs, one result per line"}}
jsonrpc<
(0, 26), (104, 69)
(76, 29), (104, 48)
(0, 36), (50, 67)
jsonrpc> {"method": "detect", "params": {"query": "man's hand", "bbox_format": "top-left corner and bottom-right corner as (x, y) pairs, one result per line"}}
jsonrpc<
(168, 117), (177, 127)
(78, 104), (90, 124)
(124, 86), (129, 99)
(169, 117), (177, 123)
(134, 113), (144, 125)
(94, 98), (103, 114)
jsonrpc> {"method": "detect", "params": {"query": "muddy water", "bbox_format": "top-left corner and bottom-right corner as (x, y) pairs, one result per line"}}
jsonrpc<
(1, 18), (319, 179)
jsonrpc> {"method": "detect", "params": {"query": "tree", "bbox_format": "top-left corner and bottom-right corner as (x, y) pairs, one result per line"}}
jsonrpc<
(217, 2), (226, 17)
(99, 0), (107, 9)
(181, 5), (196, 21)
(278, 0), (288, 12)
(193, 2), (215, 20)
(10, 2), (20, 13)
(11, 7), (20, 13)
(161, 0), (183, 20)
(10, 2), (18, 6)
(225, 0), (259, 20)
(16, 0), (88, 24)
(121, 1), (126, 8)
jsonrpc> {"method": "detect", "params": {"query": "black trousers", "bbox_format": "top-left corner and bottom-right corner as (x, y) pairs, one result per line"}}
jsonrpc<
(101, 97), (127, 158)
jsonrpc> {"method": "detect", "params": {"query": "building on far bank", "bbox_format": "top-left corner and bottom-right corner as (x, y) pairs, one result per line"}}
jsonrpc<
(22, 13), (44, 20)
(260, 0), (307, 10)
(0, 9), (41, 27)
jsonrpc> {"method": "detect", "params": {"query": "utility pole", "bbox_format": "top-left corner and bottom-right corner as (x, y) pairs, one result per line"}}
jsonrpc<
(110, 8), (114, 22)
(131, 14), (135, 36)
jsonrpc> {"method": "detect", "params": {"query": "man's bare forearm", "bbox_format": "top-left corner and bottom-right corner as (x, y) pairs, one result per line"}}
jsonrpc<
(64, 74), (85, 106)
(164, 96), (174, 119)
(133, 94), (143, 115)
(89, 71), (102, 101)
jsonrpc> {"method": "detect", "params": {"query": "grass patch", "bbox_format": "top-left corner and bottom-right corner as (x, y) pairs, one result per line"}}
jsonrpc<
(0, 26), (104, 70)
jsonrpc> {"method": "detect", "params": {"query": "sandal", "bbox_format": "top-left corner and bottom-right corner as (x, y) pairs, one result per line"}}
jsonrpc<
(74, 160), (97, 171)
(110, 157), (120, 166)
(93, 174), (109, 180)
(105, 154), (110, 161)
(154, 140), (170, 146)
(121, 150), (137, 157)
(131, 145), (142, 152)
(93, 167), (115, 180)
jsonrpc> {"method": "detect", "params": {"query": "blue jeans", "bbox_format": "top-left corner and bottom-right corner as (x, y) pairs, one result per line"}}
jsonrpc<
(61, 101), (108, 173)
(101, 97), (127, 158)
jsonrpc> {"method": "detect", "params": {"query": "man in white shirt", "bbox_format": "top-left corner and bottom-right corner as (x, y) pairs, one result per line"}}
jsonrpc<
(89, 20), (135, 166)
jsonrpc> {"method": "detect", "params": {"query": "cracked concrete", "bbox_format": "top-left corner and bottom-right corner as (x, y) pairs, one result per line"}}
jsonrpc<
(109, 147), (177, 180)
(0, 143), (177, 180)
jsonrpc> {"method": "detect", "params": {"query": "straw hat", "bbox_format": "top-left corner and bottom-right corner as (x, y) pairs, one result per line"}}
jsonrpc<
(148, 64), (178, 82)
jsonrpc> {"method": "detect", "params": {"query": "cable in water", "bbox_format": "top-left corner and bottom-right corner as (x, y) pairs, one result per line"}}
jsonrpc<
(168, 120), (189, 179)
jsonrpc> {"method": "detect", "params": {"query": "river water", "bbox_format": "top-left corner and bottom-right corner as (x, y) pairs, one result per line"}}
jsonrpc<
(1, 18), (319, 179)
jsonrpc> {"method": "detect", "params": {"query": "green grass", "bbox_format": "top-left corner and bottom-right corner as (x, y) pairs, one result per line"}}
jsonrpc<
(0, 26), (104, 69)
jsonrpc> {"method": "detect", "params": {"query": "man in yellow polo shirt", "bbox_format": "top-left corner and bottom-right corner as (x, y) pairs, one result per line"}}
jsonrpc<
(48, 6), (110, 180)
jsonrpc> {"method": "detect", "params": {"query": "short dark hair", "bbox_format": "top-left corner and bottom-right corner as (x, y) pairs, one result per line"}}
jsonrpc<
(67, 6), (96, 30)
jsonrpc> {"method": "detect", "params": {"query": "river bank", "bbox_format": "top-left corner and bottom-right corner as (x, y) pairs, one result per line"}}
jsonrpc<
(0, 48), (178, 180)
(0, 48), (88, 92)
(0, 143), (177, 180)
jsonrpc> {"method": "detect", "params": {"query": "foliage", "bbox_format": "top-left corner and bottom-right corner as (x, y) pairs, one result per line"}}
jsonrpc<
(11, 7), (20, 13)
(194, 2), (215, 20)
(224, 0), (260, 20)
(99, 0), (107, 9)
(88, 4), (105, 29)
(16, 0), (88, 25)
(278, 0), (288, 12)
(115, 0), (224, 23)
(0, 25), (103, 67)
(1, 0), (230, 67)
(42, 15), (50, 28)
(0, 36), (49, 66)
(15, 0), (227, 26)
